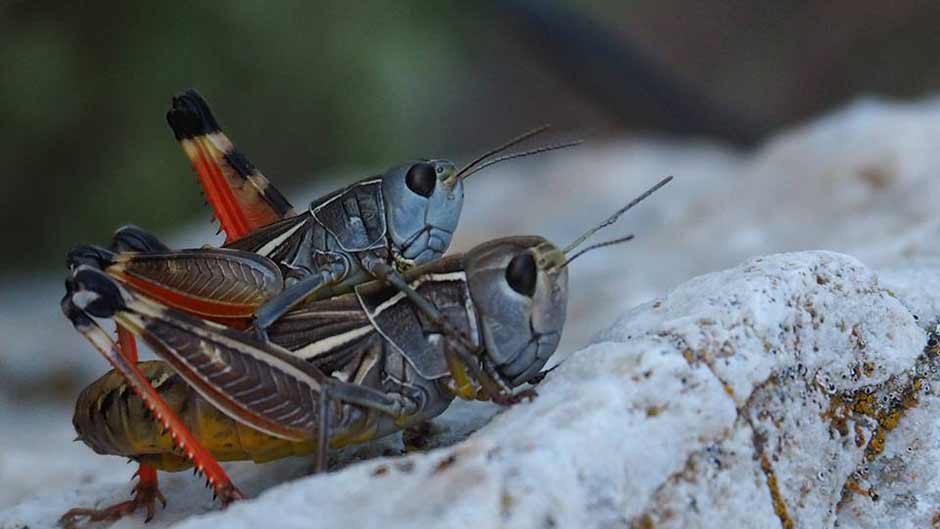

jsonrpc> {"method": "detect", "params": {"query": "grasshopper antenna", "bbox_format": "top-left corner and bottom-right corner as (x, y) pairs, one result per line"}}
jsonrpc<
(561, 234), (635, 269)
(455, 124), (552, 180)
(459, 139), (584, 180)
(563, 175), (673, 254)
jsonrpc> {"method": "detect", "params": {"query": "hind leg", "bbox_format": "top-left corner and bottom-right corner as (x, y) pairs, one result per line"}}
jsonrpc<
(60, 267), (242, 524)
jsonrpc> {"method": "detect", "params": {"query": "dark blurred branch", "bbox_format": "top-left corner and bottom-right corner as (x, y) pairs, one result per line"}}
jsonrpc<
(494, 0), (768, 147)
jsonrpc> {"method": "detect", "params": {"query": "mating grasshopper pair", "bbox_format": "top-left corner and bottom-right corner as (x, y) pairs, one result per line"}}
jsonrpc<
(60, 90), (672, 526)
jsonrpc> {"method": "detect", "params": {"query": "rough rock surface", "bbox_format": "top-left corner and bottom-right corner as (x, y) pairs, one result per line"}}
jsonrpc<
(5, 97), (940, 528)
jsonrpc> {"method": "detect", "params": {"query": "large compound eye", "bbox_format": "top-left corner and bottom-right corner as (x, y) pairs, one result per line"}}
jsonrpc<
(505, 252), (537, 297)
(405, 163), (437, 197)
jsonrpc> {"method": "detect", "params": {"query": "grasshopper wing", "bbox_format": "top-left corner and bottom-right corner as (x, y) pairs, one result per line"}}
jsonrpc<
(107, 248), (284, 321)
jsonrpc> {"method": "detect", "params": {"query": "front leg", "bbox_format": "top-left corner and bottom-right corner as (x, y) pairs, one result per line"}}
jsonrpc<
(251, 255), (350, 339)
(360, 255), (509, 398)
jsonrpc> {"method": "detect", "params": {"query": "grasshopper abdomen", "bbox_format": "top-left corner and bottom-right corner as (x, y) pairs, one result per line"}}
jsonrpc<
(73, 361), (322, 470)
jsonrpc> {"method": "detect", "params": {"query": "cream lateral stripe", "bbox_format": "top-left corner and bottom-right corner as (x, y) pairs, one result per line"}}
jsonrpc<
(116, 310), (311, 442)
(368, 271), (468, 318)
(295, 325), (373, 360)
(130, 297), (323, 390)
(353, 351), (380, 385)
(206, 132), (233, 153)
(255, 218), (308, 257)
(284, 310), (363, 320)
(463, 289), (480, 348)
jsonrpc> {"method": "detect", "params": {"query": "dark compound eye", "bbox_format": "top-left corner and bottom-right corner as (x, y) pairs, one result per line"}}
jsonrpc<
(405, 163), (437, 197)
(505, 252), (537, 297)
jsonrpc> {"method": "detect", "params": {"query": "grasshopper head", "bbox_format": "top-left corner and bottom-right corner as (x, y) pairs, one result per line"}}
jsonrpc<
(383, 160), (463, 265)
(464, 236), (568, 387)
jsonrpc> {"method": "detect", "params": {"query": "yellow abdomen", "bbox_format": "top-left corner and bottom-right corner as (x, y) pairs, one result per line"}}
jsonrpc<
(73, 361), (317, 471)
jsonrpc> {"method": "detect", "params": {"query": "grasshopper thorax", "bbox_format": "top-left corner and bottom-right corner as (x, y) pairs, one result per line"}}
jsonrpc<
(464, 236), (569, 388)
(382, 160), (463, 265)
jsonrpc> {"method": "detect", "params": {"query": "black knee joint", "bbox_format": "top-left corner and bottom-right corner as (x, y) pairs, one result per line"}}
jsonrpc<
(112, 225), (170, 253)
(70, 267), (126, 318)
(66, 245), (115, 271)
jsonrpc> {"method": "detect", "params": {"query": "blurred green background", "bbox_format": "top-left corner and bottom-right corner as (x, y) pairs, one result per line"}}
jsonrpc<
(3, 0), (940, 274)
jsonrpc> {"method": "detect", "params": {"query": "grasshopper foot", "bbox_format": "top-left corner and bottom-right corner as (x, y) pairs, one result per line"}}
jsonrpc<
(59, 467), (167, 528)
(214, 481), (246, 507)
(491, 387), (538, 406)
(402, 421), (435, 452)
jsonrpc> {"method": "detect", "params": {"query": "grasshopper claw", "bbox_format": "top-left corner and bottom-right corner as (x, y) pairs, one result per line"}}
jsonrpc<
(217, 483), (246, 507)
(59, 467), (167, 527)
(491, 388), (538, 406)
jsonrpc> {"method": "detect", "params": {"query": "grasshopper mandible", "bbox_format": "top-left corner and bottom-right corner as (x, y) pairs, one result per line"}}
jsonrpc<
(60, 177), (671, 526)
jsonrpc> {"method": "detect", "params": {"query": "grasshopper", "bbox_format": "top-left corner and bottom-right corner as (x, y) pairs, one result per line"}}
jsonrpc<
(97, 89), (579, 338)
(60, 177), (672, 526)
(61, 89), (579, 524)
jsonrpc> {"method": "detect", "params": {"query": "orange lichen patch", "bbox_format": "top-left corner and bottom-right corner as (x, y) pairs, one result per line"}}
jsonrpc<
(723, 384), (735, 397)
(838, 331), (939, 511)
(821, 394), (852, 437)
(631, 513), (655, 529)
(865, 379), (921, 461)
(432, 453), (458, 475)
(760, 454), (794, 529)
(500, 492), (514, 518)
(853, 392), (877, 416)
(682, 349), (695, 365)
(843, 479), (876, 500)
(850, 324), (867, 350)
(854, 422), (866, 448)
(904, 379), (923, 409)
(646, 405), (663, 417)
(823, 375), (922, 462)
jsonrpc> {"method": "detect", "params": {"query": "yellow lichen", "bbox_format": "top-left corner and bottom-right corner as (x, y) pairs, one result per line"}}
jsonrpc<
(632, 513), (655, 529)
(853, 392), (877, 416)
(760, 454), (794, 529)
(843, 479), (876, 499)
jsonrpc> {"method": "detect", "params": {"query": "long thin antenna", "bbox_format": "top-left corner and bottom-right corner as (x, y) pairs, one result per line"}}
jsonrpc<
(561, 234), (635, 268)
(455, 124), (552, 180)
(563, 175), (673, 253)
(460, 139), (584, 180)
